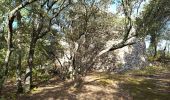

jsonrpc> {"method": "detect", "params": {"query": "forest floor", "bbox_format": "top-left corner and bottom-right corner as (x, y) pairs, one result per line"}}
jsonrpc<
(1, 66), (170, 100)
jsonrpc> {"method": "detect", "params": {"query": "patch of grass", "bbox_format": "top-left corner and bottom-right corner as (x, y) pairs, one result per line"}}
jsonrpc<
(126, 65), (169, 76)
(93, 71), (170, 100)
(120, 78), (170, 100)
(103, 67), (170, 100)
(0, 93), (17, 100)
(95, 79), (114, 86)
(0, 97), (5, 100)
(31, 87), (43, 94)
(33, 69), (51, 84)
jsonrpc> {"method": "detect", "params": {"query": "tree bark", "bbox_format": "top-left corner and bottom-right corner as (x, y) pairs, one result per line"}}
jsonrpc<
(0, 14), (15, 92)
(0, 0), (38, 93)
(16, 49), (23, 93)
(24, 38), (36, 92)
(153, 43), (157, 58)
(16, 30), (23, 93)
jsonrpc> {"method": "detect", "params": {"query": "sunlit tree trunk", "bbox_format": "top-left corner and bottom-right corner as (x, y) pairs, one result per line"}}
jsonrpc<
(16, 29), (23, 92)
(16, 31), (23, 93)
(0, 15), (14, 92)
(15, 9), (23, 93)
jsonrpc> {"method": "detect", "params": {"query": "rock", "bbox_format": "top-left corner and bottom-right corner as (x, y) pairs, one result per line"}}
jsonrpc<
(114, 38), (148, 72)
(95, 38), (148, 72)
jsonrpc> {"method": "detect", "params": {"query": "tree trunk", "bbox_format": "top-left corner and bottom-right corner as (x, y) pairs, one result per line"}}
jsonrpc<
(153, 44), (157, 58)
(16, 33), (23, 93)
(0, 15), (14, 92)
(71, 55), (83, 88)
(0, 0), (37, 93)
(0, 50), (12, 92)
(24, 38), (36, 92)
(150, 33), (157, 58)
(15, 9), (23, 93)
(16, 50), (23, 93)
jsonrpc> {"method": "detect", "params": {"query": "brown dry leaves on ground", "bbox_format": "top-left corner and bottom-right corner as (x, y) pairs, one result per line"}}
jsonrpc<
(1, 71), (170, 100)
(17, 72), (131, 100)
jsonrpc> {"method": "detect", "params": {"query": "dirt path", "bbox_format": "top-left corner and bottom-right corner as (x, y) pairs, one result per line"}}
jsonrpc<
(1, 72), (170, 100)
(17, 73), (131, 100)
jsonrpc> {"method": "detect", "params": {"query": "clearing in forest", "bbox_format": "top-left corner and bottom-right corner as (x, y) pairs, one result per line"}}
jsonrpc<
(2, 67), (170, 100)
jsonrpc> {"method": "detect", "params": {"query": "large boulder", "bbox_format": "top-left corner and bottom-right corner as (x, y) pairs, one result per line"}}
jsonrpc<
(114, 38), (148, 72)
(95, 38), (148, 72)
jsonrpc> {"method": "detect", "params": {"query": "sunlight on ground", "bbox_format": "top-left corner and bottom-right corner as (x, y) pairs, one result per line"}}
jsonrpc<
(1, 65), (170, 100)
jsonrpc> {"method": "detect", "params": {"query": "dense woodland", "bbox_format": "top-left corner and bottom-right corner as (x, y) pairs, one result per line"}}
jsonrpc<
(0, 0), (170, 99)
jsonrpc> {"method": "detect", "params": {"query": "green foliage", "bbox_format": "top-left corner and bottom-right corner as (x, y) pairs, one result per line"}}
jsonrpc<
(0, 96), (5, 100)
(147, 55), (160, 62)
(33, 68), (51, 83)
(20, 8), (30, 17)
(0, 49), (6, 64)
(0, 92), (17, 100)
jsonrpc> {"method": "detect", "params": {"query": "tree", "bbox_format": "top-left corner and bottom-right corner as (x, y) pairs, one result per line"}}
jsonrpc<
(136, 0), (170, 58)
(24, 0), (72, 92)
(0, 0), (38, 92)
(53, 0), (145, 85)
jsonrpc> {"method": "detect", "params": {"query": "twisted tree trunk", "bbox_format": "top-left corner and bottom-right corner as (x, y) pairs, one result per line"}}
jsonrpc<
(24, 38), (37, 92)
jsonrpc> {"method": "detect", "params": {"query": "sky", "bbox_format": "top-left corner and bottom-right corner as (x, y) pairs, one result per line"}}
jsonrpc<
(108, 3), (117, 13)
